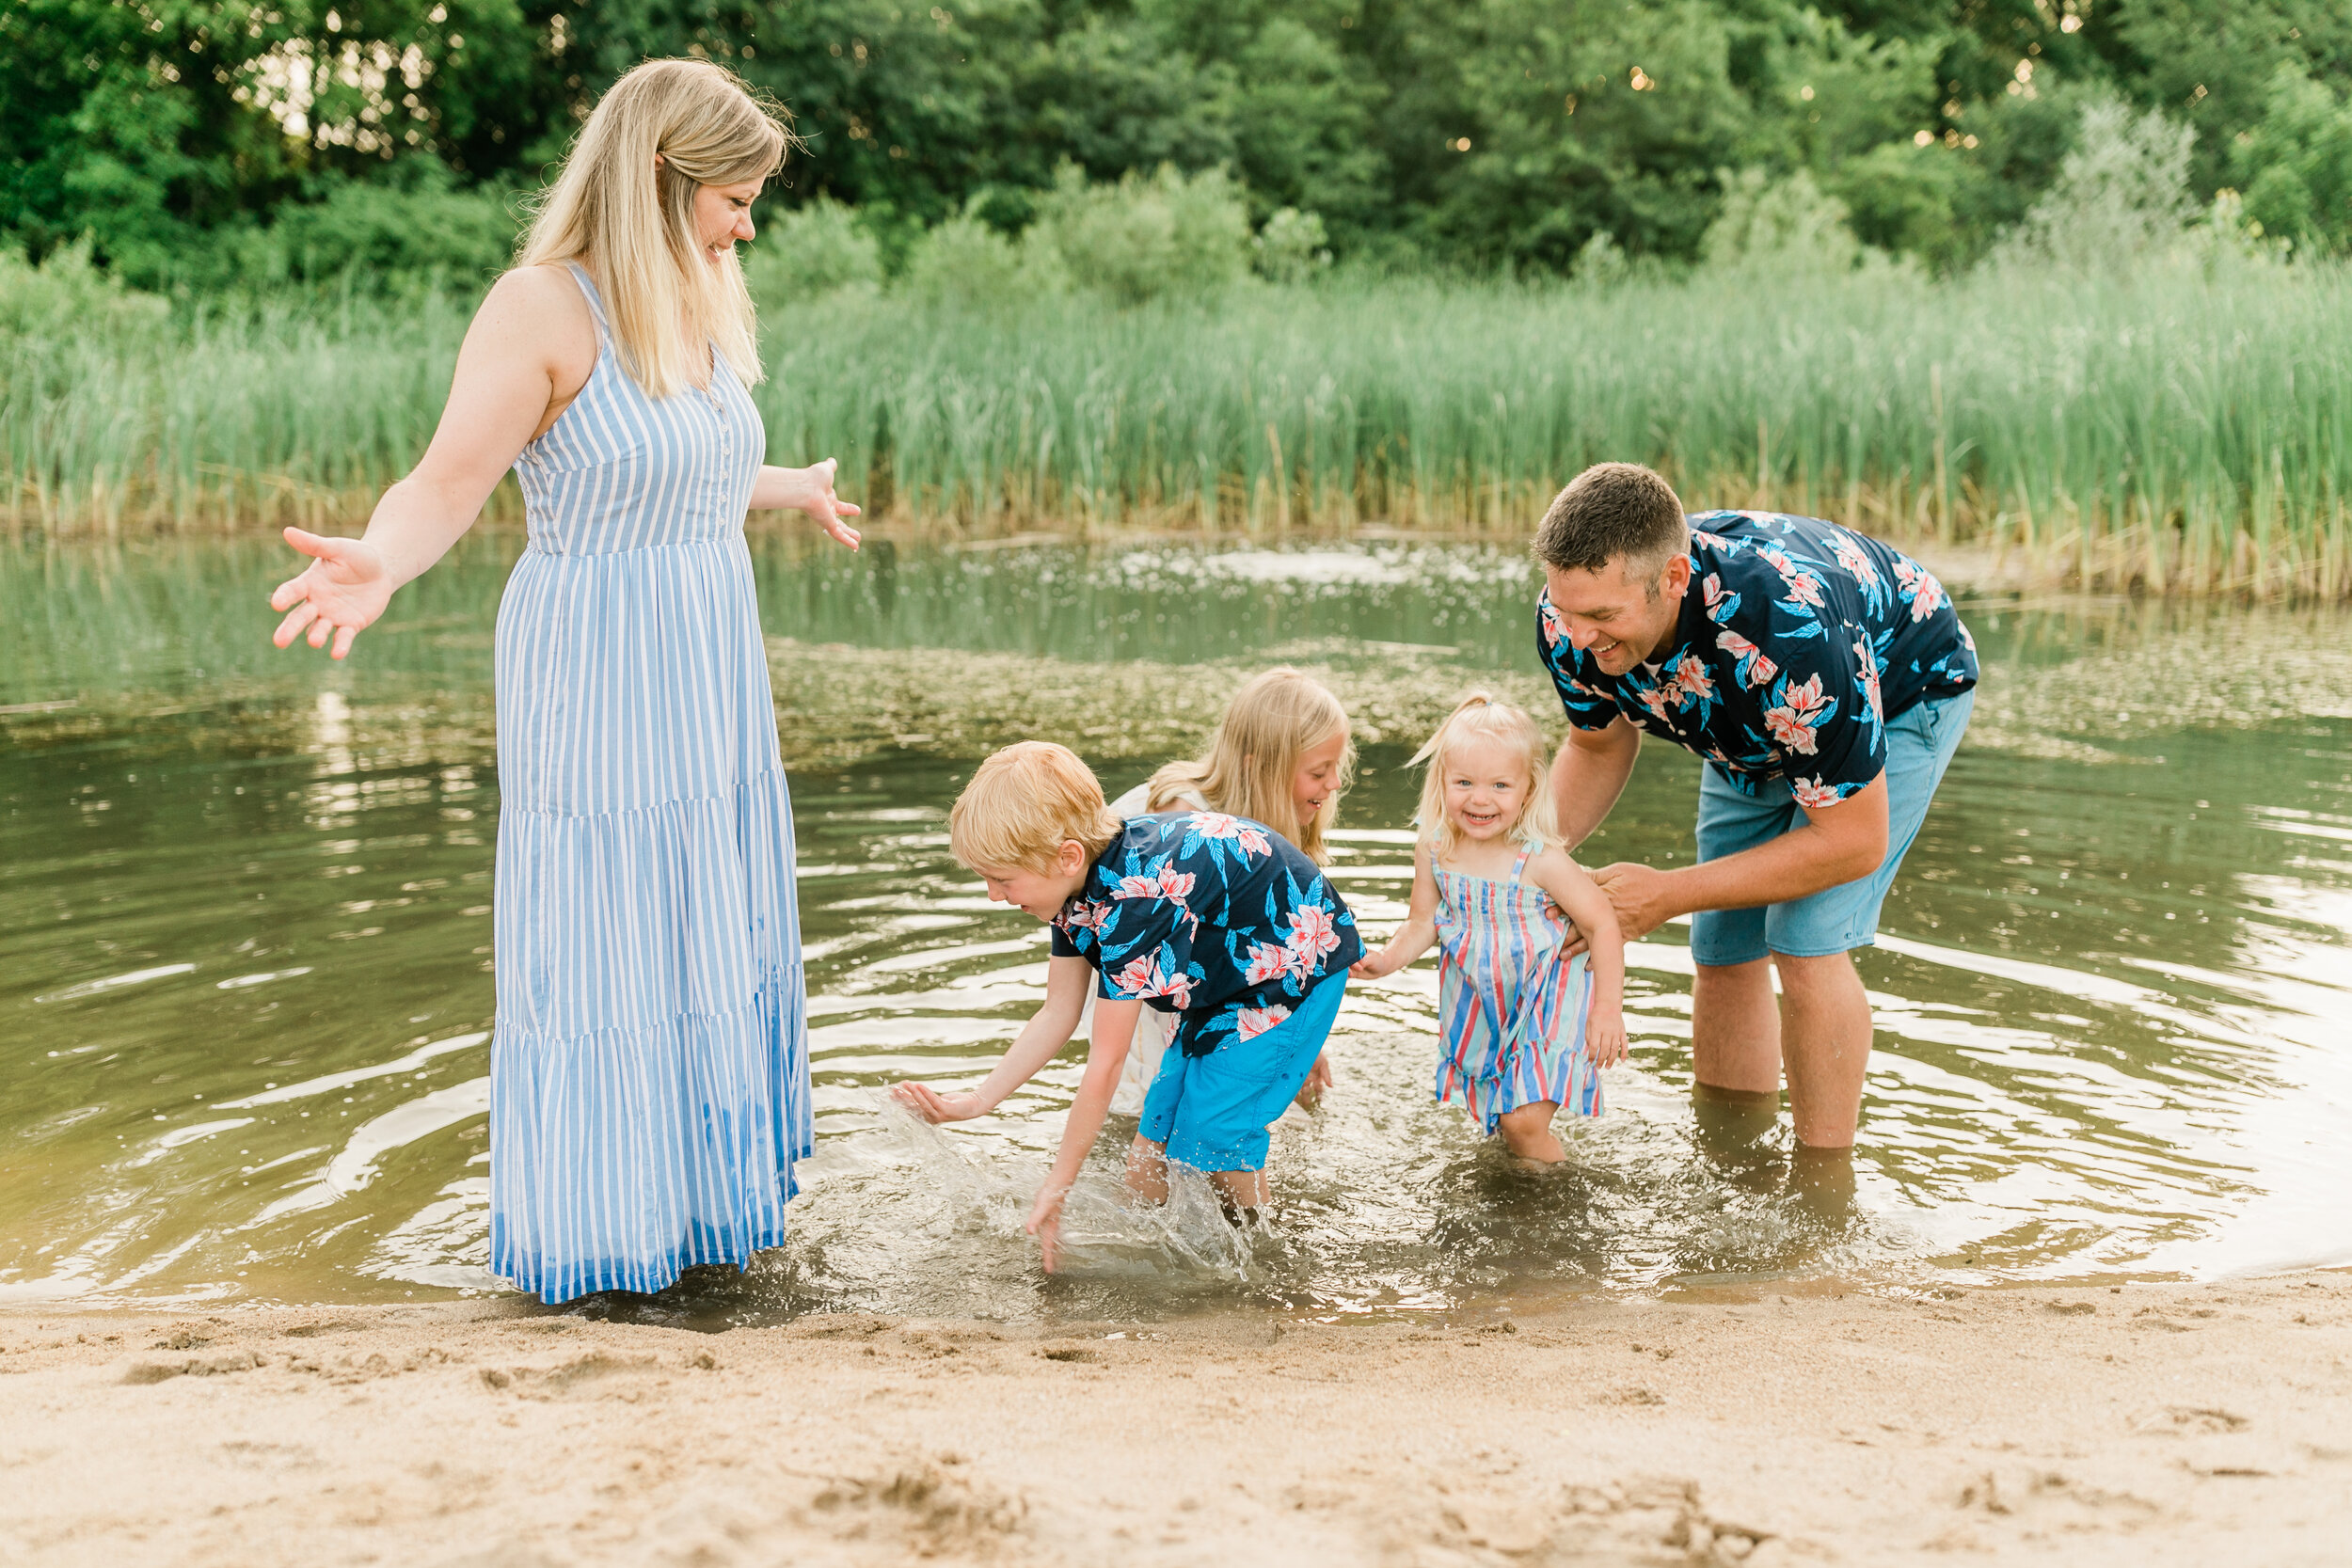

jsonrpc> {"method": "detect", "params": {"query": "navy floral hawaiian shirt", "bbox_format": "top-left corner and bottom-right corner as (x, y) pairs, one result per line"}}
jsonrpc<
(1050, 811), (1361, 1058)
(1539, 511), (1979, 807)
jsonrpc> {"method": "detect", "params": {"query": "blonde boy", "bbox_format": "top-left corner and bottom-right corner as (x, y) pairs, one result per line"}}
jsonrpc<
(894, 742), (1360, 1271)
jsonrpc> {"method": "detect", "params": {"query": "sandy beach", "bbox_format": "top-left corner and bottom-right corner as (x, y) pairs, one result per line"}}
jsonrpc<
(5, 1271), (2347, 1567)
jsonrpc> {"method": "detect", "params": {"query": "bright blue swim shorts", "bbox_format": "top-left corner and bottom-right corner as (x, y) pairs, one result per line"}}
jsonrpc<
(1136, 973), (1347, 1173)
(1689, 688), (1973, 966)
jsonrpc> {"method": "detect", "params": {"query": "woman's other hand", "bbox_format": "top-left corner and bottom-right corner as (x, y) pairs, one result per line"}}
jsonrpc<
(759, 458), (862, 549)
(270, 528), (394, 661)
(890, 1081), (988, 1124)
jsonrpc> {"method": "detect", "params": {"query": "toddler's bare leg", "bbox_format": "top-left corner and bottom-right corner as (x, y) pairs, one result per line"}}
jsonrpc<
(1125, 1136), (1170, 1205)
(1495, 1101), (1565, 1163)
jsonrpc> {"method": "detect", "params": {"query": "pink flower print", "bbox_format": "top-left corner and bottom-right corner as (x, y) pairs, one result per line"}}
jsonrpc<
(1763, 674), (1830, 754)
(1113, 952), (1194, 1010)
(1893, 558), (1947, 622)
(1057, 898), (1113, 933)
(1759, 546), (1826, 608)
(1851, 634), (1883, 721)
(1791, 776), (1844, 810)
(1669, 654), (1715, 706)
(1715, 629), (1778, 688)
(1114, 873), (1163, 900)
(1830, 531), (1879, 587)
(1190, 812), (1272, 859)
(1244, 940), (1292, 986)
(1637, 685), (1674, 722)
(1692, 530), (1733, 550)
(1701, 572), (1734, 622)
(1283, 904), (1343, 977)
(1539, 597), (1568, 649)
(1157, 870), (1196, 903)
(1235, 1003), (1293, 1041)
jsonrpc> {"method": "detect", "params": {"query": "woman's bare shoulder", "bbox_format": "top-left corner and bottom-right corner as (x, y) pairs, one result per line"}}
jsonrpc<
(470, 263), (596, 382)
(479, 263), (590, 328)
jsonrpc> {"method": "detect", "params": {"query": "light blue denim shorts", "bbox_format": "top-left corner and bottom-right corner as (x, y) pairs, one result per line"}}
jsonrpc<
(1689, 688), (1974, 966)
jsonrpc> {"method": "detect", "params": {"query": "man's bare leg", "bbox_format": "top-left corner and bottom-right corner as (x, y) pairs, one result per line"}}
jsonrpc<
(1772, 950), (1873, 1148)
(1692, 958), (1781, 1095)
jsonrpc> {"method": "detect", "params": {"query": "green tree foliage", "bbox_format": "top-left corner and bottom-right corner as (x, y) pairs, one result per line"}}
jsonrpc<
(4, 0), (2349, 286)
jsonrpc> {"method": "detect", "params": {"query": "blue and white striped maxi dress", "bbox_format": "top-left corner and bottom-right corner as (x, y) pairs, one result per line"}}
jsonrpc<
(486, 263), (809, 1303)
(1432, 844), (1602, 1134)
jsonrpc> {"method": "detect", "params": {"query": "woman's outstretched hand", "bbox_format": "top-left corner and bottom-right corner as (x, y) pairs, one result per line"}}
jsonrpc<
(762, 458), (862, 549)
(270, 527), (393, 660)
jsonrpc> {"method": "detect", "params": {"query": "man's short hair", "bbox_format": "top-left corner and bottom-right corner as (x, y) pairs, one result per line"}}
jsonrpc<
(1532, 463), (1691, 578)
(948, 741), (1123, 873)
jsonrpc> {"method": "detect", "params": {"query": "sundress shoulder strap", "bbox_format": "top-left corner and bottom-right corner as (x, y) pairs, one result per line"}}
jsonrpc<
(562, 262), (613, 338)
(1508, 842), (1536, 881)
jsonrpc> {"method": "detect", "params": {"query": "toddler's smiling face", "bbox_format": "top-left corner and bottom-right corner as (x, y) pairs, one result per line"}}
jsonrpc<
(1440, 734), (1532, 844)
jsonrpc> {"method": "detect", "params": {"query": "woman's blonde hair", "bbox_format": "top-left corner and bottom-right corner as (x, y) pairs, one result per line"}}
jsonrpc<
(950, 742), (1124, 874)
(1147, 667), (1353, 863)
(517, 58), (794, 400)
(1411, 692), (1558, 854)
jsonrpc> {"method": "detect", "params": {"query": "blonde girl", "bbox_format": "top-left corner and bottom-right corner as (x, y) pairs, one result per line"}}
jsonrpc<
(265, 60), (861, 1304)
(1350, 694), (1629, 1162)
(1102, 668), (1355, 1106)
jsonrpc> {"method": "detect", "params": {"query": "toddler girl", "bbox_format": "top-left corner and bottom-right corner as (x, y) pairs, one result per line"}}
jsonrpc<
(1104, 667), (1354, 1107)
(1350, 693), (1629, 1162)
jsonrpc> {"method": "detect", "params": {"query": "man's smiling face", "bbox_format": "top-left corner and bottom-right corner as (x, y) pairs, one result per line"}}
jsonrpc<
(1543, 552), (1692, 677)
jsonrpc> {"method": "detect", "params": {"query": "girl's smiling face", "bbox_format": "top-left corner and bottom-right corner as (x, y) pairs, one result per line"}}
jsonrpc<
(1289, 729), (1349, 832)
(1441, 734), (1530, 843)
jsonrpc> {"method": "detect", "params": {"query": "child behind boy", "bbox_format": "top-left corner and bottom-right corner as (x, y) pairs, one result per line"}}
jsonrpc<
(894, 741), (1360, 1271)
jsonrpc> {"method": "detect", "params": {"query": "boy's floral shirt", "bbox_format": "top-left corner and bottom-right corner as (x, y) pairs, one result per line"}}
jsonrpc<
(1538, 512), (1979, 806)
(1050, 811), (1361, 1058)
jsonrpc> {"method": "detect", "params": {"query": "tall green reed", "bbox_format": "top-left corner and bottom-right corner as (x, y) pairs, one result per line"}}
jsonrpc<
(6, 251), (2349, 594)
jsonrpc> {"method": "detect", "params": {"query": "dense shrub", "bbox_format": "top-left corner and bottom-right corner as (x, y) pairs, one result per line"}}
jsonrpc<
(1024, 164), (1249, 305)
(741, 199), (885, 304)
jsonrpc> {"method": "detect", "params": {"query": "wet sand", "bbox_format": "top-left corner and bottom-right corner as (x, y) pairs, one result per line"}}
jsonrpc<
(5, 1272), (2347, 1566)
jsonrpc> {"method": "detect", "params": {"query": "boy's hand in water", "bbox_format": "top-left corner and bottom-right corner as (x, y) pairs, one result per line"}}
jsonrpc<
(890, 1082), (989, 1123)
(1027, 1180), (1070, 1274)
(1585, 1010), (1629, 1068)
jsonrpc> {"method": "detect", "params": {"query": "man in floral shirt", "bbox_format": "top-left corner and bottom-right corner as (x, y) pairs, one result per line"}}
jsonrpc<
(895, 742), (1358, 1271)
(1534, 463), (1976, 1157)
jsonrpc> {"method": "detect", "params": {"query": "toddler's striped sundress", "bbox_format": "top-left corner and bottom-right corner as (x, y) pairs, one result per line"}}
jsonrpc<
(1432, 845), (1602, 1134)
(486, 264), (810, 1303)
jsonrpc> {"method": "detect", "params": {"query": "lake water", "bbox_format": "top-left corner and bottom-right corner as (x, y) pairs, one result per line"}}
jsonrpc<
(4, 532), (2349, 1326)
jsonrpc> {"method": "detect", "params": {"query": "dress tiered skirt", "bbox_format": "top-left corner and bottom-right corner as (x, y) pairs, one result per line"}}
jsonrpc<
(486, 536), (809, 1303)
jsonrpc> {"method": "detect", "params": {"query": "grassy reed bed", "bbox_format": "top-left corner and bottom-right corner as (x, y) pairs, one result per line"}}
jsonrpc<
(8, 254), (2351, 594)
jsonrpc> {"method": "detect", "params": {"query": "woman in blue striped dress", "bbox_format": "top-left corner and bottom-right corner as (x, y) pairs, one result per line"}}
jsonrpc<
(1350, 695), (1631, 1163)
(265, 60), (858, 1301)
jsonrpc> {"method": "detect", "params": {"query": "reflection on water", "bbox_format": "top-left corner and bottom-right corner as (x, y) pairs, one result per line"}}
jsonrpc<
(3, 533), (2349, 1322)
